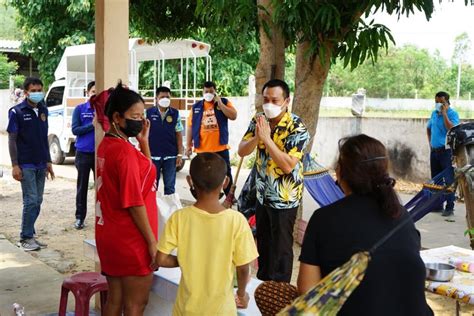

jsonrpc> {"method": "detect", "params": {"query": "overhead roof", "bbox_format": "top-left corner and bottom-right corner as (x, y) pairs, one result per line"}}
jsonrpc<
(0, 39), (21, 53)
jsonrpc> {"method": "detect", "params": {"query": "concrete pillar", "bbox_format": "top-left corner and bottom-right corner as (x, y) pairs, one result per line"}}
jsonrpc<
(94, 0), (129, 151)
(95, 0), (129, 95)
(93, 0), (129, 309)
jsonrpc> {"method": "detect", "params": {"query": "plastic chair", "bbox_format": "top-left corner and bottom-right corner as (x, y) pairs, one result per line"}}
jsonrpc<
(58, 272), (108, 316)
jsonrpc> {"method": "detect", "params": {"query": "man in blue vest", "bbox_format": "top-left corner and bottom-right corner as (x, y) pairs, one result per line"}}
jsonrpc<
(72, 81), (96, 229)
(7, 77), (55, 251)
(148, 86), (184, 195)
(427, 91), (460, 217)
(186, 81), (237, 195)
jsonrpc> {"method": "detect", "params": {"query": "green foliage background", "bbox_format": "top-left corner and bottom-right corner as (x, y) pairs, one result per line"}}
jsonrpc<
(3, 1), (474, 99)
(0, 53), (18, 88)
(0, 1), (21, 39)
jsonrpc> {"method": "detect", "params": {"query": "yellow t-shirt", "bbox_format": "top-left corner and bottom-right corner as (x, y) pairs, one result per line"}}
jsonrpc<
(187, 101), (234, 153)
(157, 206), (258, 316)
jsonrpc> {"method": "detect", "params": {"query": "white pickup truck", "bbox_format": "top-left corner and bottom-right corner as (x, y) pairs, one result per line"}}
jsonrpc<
(45, 38), (212, 165)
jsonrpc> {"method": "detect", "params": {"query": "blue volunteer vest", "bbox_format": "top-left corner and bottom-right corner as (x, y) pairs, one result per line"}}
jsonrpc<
(191, 98), (229, 149)
(10, 100), (50, 165)
(148, 107), (179, 157)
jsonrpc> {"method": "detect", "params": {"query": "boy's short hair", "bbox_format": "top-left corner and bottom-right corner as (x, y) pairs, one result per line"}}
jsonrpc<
(23, 77), (43, 91)
(190, 153), (227, 192)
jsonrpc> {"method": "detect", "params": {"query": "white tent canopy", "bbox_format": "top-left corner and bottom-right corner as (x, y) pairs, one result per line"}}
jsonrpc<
(54, 38), (211, 80)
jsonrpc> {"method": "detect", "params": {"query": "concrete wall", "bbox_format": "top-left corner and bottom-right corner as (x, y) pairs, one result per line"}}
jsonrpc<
(321, 96), (474, 111)
(311, 116), (472, 181)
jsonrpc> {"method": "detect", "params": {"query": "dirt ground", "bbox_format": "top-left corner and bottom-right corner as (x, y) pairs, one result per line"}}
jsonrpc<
(0, 174), (95, 275)
(0, 172), (473, 315)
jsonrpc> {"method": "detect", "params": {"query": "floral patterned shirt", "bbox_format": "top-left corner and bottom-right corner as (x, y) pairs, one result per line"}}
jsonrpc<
(242, 112), (310, 209)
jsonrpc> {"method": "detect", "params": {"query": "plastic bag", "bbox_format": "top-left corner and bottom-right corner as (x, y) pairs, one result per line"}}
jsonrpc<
(237, 165), (257, 219)
(157, 192), (183, 238)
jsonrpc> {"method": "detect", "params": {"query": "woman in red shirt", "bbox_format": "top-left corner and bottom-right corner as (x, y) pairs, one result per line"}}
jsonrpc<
(96, 83), (158, 315)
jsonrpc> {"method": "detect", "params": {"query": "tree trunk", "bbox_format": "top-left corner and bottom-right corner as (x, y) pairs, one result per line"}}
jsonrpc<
(292, 40), (331, 151)
(292, 41), (332, 243)
(454, 144), (474, 249)
(254, 0), (286, 112)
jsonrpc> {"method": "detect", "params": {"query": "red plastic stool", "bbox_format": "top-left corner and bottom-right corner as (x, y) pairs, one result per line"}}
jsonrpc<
(58, 272), (108, 316)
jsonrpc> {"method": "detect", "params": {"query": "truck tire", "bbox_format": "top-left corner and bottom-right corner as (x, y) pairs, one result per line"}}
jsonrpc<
(49, 136), (65, 165)
(176, 158), (185, 172)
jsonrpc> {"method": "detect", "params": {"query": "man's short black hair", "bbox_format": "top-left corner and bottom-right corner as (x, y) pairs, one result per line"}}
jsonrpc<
(156, 86), (171, 95)
(190, 153), (227, 192)
(436, 91), (450, 104)
(23, 77), (43, 91)
(87, 81), (95, 92)
(203, 81), (216, 90)
(262, 79), (290, 99)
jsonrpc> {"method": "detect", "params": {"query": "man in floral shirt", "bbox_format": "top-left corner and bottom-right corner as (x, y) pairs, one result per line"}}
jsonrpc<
(238, 79), (309, 282)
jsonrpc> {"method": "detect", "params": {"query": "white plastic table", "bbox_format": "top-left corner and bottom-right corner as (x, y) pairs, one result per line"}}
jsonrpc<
(420, 245), (474, 315)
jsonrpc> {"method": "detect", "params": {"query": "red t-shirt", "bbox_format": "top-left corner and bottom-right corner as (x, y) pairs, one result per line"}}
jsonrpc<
(95, 136), (158, 276)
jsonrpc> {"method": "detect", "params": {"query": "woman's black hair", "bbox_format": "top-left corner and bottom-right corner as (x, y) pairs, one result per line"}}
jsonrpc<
(105, 81), (144, 121)
(337, 134), (402, 218)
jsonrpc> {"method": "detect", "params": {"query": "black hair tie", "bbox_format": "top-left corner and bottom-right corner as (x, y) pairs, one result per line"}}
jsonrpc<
(377, 174), (396, 188)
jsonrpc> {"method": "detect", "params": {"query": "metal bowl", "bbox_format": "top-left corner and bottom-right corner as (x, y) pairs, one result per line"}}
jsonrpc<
(425, 262), (455, 282)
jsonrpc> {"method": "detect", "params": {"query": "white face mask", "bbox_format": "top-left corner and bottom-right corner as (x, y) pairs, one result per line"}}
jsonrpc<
(203, 93), (214, 102)
(158, 98), (171, 108)
(262, 102), (284, 119)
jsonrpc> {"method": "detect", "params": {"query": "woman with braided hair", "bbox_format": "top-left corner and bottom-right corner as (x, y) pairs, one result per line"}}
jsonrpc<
(297, 134), (433, 315)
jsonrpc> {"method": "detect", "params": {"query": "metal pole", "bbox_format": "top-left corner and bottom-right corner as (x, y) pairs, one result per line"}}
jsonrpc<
(153, 59), (157, 100)
(192, 53), (197, 99)
(158, 48), (165, 87)
(180, 58), (184, 98)
(157, 59), (161, 88)
(65, 57), (69, 98)
(209, 56), (212, 81)
(85, 55), (88, 97)
(186, 57), (189, 100)
(162, 57), (165, 85)
(457, 62), (462, 102)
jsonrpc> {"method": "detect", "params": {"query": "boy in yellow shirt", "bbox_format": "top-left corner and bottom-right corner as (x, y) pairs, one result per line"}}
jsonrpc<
(157, 153), (258, 315)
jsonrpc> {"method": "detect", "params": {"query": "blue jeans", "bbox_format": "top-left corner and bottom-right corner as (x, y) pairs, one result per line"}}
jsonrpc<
(153, 158), (177, 195)
(430, 148), (455, 211)
(75, 151), (95, 221)
(20, 168), (46, 240)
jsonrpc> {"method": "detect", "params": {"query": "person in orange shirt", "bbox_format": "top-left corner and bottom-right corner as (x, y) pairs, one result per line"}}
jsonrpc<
(186, 81), (237, 195)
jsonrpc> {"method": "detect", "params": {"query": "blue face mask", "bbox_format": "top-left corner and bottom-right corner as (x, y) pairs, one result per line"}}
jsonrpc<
(27, 91), (45, 104)
(435, 102), (443, 112)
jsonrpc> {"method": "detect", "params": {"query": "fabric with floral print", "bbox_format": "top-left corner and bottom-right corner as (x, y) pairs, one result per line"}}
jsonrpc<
(242, 112), (309, 209)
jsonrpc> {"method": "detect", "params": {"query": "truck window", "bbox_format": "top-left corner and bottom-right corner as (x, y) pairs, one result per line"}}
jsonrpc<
(46, 86), (65, 107)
